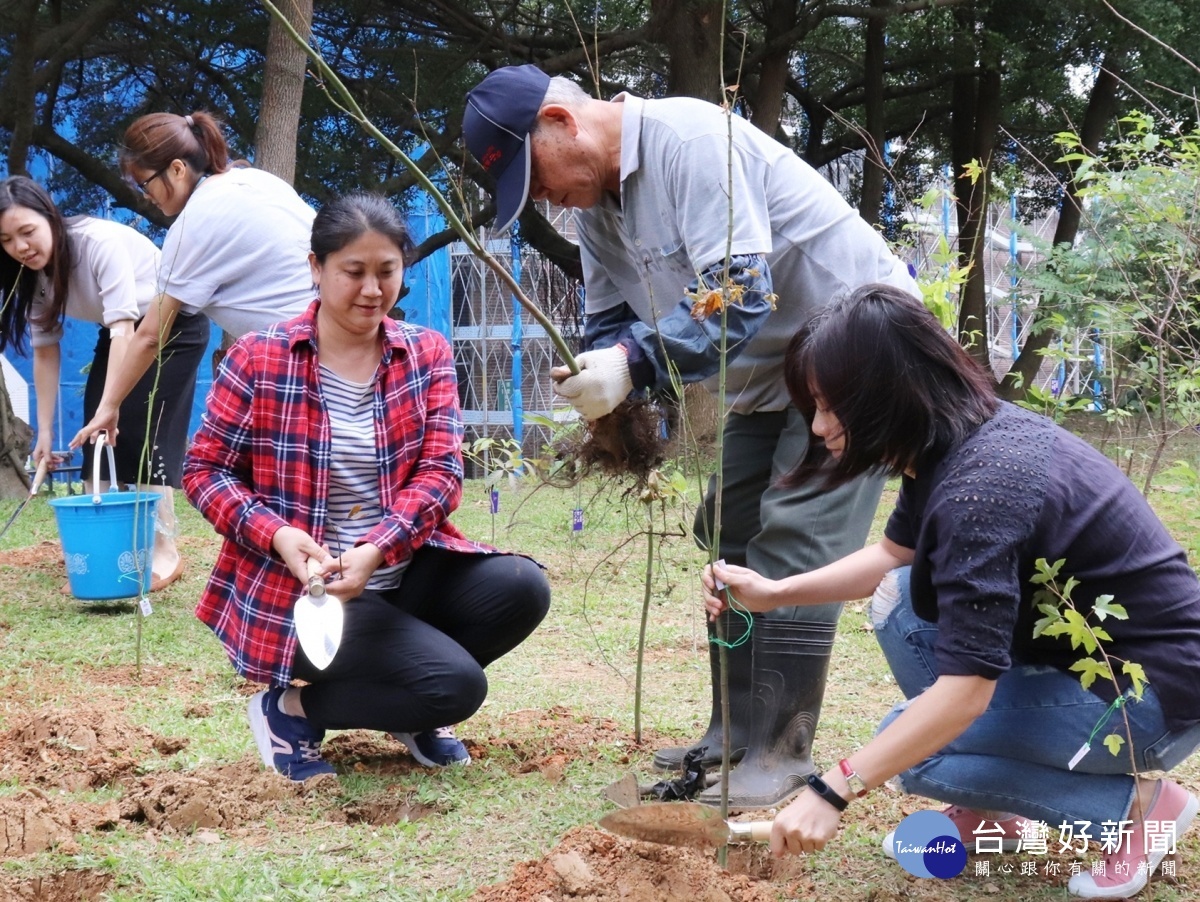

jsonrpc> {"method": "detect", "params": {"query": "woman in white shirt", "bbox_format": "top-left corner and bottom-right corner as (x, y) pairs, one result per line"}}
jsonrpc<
(72, 110), (315, 457)
(0, 175), (207, 590)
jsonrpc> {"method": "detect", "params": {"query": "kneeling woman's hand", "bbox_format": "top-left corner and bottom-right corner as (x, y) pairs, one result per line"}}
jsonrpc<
(701, 561), (785, 620)
(771, 784), (844, 857)
(320, 543), (384, 600)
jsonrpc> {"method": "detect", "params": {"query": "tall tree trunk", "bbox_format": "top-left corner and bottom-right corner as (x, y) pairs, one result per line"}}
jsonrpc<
(253, 0), (312, 184)
(5, 0), (41, 176)
(0, 0), (43, 493)
(748, 0), (797, 136)
(649, 0), (725, 102)
(857, 0), (889, 225)
(226, 0), (313, 364)
(950, 10), (1002, 372)
(0, 380), (34, 499)
(1000, 53), (1125, 399)
(957, 66), (1001, 369)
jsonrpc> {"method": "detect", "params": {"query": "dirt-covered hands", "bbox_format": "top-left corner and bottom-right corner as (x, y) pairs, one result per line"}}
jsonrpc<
(702, 561), (788, 620)
(550, 345), (633, 419)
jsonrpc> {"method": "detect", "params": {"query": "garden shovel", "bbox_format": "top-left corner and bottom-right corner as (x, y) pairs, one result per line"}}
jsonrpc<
(293, 557), (343, 670)
(0, 457), (50, 541)
(599, 802), (773, 850)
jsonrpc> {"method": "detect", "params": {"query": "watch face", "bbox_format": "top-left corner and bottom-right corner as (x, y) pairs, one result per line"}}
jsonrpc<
(847, 772), (867, 797)
(839, 759), (867, 797)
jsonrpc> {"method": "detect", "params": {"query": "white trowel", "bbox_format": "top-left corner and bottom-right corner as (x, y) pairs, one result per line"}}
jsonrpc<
(293, 557), (343, 670)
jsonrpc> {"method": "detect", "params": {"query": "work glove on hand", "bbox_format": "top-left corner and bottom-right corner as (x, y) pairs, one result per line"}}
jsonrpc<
(551, 345), (634, 420)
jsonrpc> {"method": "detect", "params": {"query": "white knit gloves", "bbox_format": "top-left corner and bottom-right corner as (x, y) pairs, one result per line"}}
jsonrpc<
(551, 345), (634, 419)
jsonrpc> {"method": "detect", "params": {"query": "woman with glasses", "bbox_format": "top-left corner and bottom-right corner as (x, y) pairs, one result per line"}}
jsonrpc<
(72, 111), (315, 483)
(0, 175), (206, 591)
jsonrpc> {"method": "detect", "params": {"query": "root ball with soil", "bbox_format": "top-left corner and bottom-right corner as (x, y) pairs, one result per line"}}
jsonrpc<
(551, 398), (669, 489)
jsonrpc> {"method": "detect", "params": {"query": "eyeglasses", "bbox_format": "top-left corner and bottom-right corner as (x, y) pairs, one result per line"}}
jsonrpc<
(135, 167), (168, 195)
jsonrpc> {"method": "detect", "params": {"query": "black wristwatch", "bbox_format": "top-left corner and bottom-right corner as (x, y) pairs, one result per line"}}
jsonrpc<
(805, 773), (849, 812)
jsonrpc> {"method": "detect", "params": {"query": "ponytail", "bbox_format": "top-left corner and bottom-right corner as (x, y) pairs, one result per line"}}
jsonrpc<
(121, 110), (231, 178)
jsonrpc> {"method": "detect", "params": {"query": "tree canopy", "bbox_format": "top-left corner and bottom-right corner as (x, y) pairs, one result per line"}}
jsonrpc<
(2, 0), (1198, 348)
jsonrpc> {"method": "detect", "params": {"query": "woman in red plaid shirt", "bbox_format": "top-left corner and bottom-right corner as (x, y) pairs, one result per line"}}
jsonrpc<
(183, 194), (550, 781)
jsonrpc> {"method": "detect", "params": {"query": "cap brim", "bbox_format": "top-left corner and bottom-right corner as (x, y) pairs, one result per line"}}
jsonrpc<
(492, 140), (532, 233)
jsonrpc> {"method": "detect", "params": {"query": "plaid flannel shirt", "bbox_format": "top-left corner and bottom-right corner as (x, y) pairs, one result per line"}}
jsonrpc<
(183, 300), (493, 685)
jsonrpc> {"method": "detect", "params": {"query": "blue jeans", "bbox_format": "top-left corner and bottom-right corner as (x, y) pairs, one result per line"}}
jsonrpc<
(873, 568), (1200, 827)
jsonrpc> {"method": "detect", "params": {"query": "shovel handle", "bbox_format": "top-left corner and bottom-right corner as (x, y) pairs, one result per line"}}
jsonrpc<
(728, 820), (775, 844)
(747, 821), (773, 843)
(305, 556), (326, 597)
(29, 457), (50, 496)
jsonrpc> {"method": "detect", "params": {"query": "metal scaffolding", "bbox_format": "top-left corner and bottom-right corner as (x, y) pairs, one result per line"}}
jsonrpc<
(448, 208), (583, 466)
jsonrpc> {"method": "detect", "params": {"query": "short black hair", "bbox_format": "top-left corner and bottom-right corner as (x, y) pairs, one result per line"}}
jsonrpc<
(311, 193), (414, 264)
(780, 283), (999, 487)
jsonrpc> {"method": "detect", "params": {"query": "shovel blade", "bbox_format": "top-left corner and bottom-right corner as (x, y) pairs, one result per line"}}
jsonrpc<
(599, 802), (730, 849)
(294, 592), (343, 670)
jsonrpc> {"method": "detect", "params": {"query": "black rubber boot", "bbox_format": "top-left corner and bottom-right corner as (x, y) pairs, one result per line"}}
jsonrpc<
(698, 618), (835, 809)
(651, 609), (754, 772)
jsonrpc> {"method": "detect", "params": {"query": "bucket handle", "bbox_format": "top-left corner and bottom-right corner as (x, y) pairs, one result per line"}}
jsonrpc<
(91, 432), (119, 505)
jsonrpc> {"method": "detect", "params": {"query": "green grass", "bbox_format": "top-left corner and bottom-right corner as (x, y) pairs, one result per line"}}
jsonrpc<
(0, 431), (1197, 900)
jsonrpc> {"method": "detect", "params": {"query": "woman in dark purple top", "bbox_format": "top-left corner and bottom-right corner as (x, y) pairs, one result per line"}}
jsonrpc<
(702, 285), (1200, 899)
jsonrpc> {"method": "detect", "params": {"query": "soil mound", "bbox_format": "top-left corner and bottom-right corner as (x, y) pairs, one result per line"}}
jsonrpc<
(0, 788), (119, 858)
(471, 825), (780, 902)
(0, 868), (113, 901)
(121, 760), (305, 832)
(0, 705), (185, 791)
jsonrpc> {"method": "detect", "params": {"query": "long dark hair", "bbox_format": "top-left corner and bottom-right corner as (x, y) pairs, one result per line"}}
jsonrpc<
(0, 176), (72, 354)
(781, 283), (1000, 487)
(311, 193), (414, 264)
(120, 111), (231, 206)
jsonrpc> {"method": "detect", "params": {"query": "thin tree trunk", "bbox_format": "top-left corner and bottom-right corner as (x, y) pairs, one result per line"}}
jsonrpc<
(232, 0), (313, 361)
(857, 0), (889, 225)
(5, 0), (41, 176)
(1000, 54), (1124, 398)
(748, 0), (797, 136)
(955, 65), (1003, 369)
(253, 0), (312, 184)
(649, 0), (725, 102)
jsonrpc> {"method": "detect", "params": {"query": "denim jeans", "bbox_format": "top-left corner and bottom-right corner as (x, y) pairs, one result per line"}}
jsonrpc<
(873, 568), (1200, 828)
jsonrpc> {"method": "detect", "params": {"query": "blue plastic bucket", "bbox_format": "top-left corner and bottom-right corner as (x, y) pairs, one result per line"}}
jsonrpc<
(48, 438), (159, 600)
(50, 491), (158, 600)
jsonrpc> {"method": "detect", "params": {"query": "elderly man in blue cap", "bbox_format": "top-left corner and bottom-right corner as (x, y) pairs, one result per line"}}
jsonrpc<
(463, 65), (918, 810)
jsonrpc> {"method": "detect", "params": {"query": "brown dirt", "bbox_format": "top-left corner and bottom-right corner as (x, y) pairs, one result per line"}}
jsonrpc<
(0, 540), (62, 573)
(0, 868), (114, 901)
(121, 760), (328, 832)
(482, 705), (664, 777)
(0, 788), (120, 858)
(471, 825), (782, 902)
(0, 700), (451, 863)
(0, 705), (185, 792)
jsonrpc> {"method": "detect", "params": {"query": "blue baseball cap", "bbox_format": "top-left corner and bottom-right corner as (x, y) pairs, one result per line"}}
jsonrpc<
(463, 65), (551, 232)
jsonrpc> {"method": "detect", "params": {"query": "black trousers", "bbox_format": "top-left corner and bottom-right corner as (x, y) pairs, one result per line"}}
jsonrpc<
(83, 312), (209, 487)
(291, 546), (550, 733)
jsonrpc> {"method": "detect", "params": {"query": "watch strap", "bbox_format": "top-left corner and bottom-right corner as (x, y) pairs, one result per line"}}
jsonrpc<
(804, 773), (849, 812)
